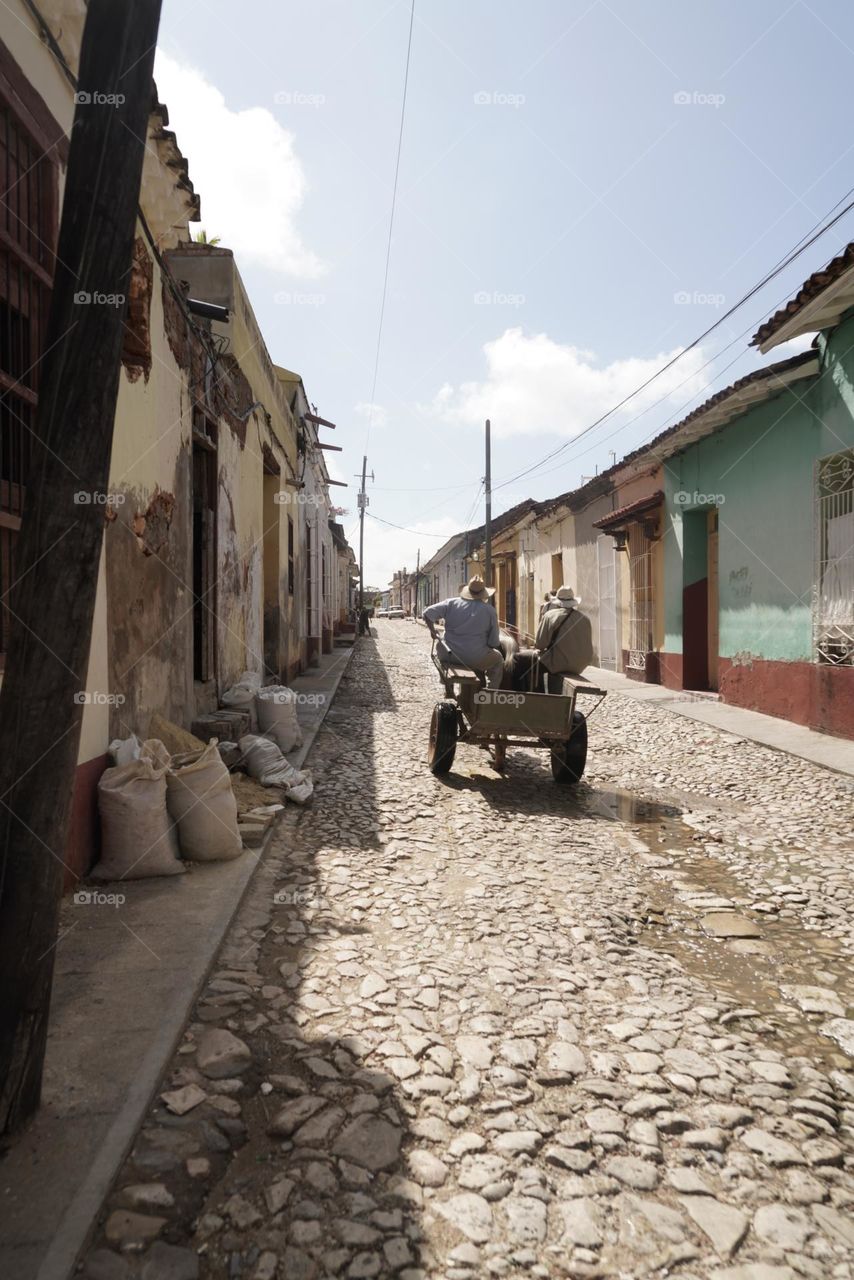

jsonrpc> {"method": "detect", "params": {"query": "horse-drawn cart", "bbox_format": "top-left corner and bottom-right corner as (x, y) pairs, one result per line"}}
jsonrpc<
(428, 641), (606, 782)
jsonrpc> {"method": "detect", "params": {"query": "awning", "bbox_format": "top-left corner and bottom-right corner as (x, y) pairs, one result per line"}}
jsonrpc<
(593, 490), (663, 531)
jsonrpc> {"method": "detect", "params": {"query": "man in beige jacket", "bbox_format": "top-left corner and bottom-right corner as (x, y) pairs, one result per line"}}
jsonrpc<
(535, 586), (594, 693)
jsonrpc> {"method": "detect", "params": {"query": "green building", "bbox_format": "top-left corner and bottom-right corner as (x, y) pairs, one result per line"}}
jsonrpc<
(655, 246), (854, 737)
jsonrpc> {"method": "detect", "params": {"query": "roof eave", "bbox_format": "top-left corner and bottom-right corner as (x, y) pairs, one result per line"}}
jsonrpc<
(757, 271), (854, 352)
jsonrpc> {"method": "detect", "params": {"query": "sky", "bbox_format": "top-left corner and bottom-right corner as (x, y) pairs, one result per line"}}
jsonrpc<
(156, 0), (854, 589)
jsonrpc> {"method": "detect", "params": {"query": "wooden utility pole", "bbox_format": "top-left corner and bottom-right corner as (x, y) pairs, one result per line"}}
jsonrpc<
(484, 418), (492, 588)
(414, 547), (420, 617)
(0, 0), (164, 1137)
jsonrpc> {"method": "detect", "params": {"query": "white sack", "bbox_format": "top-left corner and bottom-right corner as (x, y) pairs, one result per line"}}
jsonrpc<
(166, 739), (243, 862)
(240, 733), (286, 782)
(222, 670), (264, 732)
(108, 734), (142, 766)
(93, 739), (183, 881)
(255, 685), (303, 753)
(239, 734), (314, 803)
(285, 770), (313, 805)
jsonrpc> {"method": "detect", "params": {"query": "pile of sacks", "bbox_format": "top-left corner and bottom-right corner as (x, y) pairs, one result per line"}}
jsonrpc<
(91, 676), (314, 883)
(220, 671), (313, 804)
(93, 736), (243, 882)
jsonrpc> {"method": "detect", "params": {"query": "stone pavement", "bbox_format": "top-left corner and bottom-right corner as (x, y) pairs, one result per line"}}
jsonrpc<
(0, 645), (354, 1280)
(73, 623), (854, 1280)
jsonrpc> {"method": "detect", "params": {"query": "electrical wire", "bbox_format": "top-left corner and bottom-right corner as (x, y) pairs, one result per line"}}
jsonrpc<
(460, 479), (485, 530)
(505, 268), (818, 495)
(367, 512), (456, 538)
(362, 0), (416, 452)
(492, 183), (854, 494)
(368, 480), (477, 492)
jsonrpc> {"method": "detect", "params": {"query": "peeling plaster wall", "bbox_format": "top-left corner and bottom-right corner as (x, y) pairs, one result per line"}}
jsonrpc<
(216, 418), (264, 687)
(164, 249), (304, 681)
(103, 237), (195, 741)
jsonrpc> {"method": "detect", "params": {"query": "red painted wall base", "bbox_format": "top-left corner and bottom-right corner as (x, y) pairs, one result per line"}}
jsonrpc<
(660, 652), (683, 690)
(659, 652), (854, 740)
(622, 650), (662, 684)
(64, 753), (110, 894)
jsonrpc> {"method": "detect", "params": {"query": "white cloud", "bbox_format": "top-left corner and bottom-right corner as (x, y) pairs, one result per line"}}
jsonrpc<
(363, 515), (461, 592)
(154, 51), (325, 277)
(759, 331), (817, 359)
(354, 402), (388, 430)
(429, 328), (709, 438)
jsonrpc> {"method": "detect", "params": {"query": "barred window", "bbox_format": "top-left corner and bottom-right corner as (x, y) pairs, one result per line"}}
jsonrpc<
(815, 448), (854, 666)
(0, 96), (58, 664)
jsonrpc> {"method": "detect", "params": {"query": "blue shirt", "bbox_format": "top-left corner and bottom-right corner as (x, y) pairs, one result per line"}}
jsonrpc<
(423, 596), (499, 664)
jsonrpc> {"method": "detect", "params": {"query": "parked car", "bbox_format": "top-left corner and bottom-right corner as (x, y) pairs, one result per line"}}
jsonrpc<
(376, 608), (389, 618)
(388, 606), (406, 619)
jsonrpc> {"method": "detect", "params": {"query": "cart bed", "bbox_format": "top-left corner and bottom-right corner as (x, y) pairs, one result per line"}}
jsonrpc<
(468, 690), (574, 740)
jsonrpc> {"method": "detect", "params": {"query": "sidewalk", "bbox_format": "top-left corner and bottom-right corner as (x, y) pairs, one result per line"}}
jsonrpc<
(0, 642), (356, 1280)
(587, 665), (854, 779)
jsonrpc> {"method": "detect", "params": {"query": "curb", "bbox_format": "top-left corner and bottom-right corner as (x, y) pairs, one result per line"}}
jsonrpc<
(27, 644), (356, 1280)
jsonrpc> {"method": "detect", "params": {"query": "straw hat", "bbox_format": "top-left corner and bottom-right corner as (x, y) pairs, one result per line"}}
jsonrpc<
(553, 585), (582, 608)
(460, 575), (496, 601)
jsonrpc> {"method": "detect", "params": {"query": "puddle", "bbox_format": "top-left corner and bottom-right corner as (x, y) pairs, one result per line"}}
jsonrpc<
(576, 785), (684, 825)
(579, 788), (854, 1067)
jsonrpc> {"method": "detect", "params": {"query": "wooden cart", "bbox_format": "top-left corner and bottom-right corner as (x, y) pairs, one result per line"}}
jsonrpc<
(428, 643), (606, 782)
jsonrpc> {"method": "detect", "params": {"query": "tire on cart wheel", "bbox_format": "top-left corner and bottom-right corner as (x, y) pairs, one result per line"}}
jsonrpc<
(551, 710), (588, 784)
(428, 700), (458, 774)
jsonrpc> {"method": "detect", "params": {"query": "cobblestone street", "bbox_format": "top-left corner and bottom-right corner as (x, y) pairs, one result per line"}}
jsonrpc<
(83, 623), (854, 1280)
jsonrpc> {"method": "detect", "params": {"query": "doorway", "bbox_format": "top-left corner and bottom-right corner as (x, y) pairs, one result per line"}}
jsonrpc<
(192, 413), (217, 684)
(262, 466), (280, 680)
(682, 507), (719, 691)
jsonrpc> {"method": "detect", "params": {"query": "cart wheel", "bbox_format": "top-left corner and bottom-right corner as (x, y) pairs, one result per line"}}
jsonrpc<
(551, 711), (588, 784)
(428, 701), (458, 774)
(490, 738), (507, 772)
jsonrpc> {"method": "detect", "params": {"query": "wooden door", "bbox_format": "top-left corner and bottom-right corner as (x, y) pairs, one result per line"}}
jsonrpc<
(707, 508), (719, 691)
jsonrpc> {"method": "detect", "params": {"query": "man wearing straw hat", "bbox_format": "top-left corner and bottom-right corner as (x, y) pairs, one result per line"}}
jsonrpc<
(535, 585), (594, 692)
(423, 576), (505, 689)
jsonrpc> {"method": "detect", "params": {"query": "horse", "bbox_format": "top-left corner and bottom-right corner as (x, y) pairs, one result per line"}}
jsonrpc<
(498, 627), (543, 692)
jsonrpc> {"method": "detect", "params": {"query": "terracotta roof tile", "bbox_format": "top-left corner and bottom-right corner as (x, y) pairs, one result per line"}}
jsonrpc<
(751, 242), (854, 347)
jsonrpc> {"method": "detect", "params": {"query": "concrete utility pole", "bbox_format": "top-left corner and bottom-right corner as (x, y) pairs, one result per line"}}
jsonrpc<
(0, 0), (164, 1137)
(484, 418), (492, 588)
(414, 547), (420, 617)
(356, 456), (373, 617)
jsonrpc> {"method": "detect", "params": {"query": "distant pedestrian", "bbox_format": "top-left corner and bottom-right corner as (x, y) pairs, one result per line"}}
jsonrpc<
(359, 608), (370, 635)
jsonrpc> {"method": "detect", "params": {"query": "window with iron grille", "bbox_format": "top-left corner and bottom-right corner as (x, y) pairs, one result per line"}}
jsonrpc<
(0, 95), (58, 665)
(627, 522), (654, 670)
(815, 448), (854, 666)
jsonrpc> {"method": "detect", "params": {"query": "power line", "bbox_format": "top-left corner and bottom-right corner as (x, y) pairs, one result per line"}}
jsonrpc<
(461, 479), (485, 530)
(509, 271), (814, 494)
(368, 480), (476, 492)
(492, 183), (854, 494)
(363, 0), (416, 451)
(367, 512), (455, 538)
